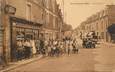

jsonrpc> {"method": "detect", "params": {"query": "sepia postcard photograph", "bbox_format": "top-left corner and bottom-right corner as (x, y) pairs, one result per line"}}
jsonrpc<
(0, 0), (115, 72)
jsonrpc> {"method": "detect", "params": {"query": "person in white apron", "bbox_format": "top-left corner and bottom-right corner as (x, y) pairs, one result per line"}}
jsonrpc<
(30, 39), (37, 55)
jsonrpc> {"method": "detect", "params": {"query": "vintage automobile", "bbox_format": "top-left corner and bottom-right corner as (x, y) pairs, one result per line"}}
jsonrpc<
(82, 31), (98, 48)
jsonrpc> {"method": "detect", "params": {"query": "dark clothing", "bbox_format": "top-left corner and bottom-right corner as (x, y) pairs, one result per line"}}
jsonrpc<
(24, 46), (31, 59)
(68, 48), (70, 55)
(40, 40), (44, 49)
(39, 40), (45, 55)
(17, 50), (23, 60)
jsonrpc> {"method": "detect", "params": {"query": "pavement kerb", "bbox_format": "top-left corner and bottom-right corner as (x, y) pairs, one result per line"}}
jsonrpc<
(102, 42), (115, 46)
(1, 55), (44, 72)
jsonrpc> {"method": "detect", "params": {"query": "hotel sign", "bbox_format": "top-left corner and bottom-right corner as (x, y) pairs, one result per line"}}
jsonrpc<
(5, 5), (16, 15)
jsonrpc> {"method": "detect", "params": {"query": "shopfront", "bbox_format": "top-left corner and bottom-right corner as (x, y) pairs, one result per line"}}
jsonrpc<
(0, 0), (4, 65)
(107, 24), (115, 43)
(0, 26), (4, 64)
(10, 16), (42, 61)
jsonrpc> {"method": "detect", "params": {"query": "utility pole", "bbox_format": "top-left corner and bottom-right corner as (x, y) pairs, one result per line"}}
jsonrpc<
(62, 0), (66, 22)
(61, 0), (65, 39)
(62, 0), (64, 21)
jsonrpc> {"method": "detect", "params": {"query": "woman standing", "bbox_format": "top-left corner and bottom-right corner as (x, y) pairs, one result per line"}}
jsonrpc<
(16, 39), (23, 60)
(24, 39), (32, 59)
(30, 39), (36, 56)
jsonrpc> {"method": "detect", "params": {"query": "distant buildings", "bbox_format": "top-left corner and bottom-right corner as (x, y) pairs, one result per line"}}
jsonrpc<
(76, 5), (115, 43)
(62, 23), (73, 40)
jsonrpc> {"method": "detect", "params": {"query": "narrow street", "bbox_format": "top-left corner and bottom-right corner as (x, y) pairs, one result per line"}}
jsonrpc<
(0, 0), (115, 72)
(4, 45), (92, 72)
(6, 43), (115, 72)
(8, 49), (96, 72)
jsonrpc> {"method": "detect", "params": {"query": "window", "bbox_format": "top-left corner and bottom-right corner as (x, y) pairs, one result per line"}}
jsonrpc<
(33, 0), (38, 4)
(101, 32), (104, 39)
(47, 13), (49, 24)
(26, 3), (32, 21)
(96, 23), (98, 30)
(101, 21), (104, 30)
(53, 17), (55, 28)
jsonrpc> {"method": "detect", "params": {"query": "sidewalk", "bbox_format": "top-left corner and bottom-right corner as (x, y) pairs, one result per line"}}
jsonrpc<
(0, 55), (43, 72)
(101, 42), (115, 47)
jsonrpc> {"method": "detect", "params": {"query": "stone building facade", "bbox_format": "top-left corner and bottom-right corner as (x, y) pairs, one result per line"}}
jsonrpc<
(41, 0), (63, 40)
(0, 0), (63, 63)
(76, 5), (115, 42)
(1, 0), (44, 62)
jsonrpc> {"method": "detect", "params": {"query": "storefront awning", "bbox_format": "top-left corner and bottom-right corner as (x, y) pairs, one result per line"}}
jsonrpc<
(10, 16), (43, 26)
(108, 24), (115, 34)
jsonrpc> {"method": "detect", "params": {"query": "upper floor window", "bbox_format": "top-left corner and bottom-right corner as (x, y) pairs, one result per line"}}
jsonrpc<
(26, 2), (32, 21)
(33, 0), (38, 3)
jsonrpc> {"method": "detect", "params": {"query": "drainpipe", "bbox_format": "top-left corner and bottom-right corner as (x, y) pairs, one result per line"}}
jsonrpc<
(1, 0), (7, 66)
(2, 0), (12, 65)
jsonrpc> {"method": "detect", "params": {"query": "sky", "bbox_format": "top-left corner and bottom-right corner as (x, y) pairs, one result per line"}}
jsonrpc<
(57, 0), (115, 29)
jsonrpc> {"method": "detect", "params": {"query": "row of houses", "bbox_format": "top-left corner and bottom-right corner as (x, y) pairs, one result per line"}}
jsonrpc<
(75, 5), (115, 43)
(0, 0), (64, 64)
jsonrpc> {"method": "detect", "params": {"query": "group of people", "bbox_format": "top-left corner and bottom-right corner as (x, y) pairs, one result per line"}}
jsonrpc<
(16, 36), (98, 61)
(16, 39), (37, 61)
(38, 39), (80, 57)
(15, 39), (32, 60)
(15, 37), (81, 61)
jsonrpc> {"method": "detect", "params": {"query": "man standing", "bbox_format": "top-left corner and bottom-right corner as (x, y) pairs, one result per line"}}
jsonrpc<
(68, 44), (71, 56)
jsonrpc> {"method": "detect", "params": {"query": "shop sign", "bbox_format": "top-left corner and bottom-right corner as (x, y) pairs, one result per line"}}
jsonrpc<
(16, 35), (24, 40)
(5, 5), (16, 15)
(25, 29), (32, 33)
